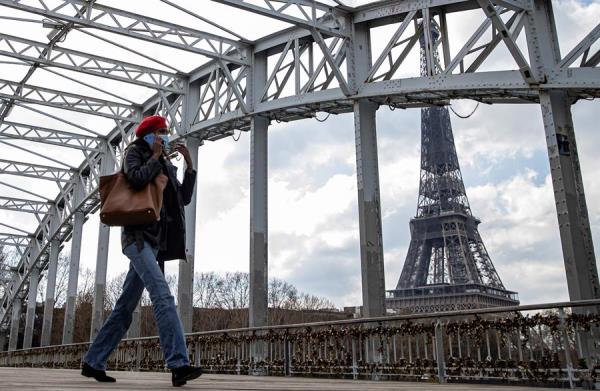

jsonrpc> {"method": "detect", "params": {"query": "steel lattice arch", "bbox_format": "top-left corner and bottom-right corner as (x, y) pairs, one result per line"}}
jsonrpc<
(0, 0), (597, 370)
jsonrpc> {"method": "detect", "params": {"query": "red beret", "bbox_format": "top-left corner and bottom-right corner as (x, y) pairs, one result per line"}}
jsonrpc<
(135, 115), (168, 138)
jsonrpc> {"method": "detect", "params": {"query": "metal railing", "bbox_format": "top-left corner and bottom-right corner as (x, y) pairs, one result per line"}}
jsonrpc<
(2, 300), (600, 388)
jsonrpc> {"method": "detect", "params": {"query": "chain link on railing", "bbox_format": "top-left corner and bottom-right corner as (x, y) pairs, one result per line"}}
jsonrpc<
(1, 301), (599, 388)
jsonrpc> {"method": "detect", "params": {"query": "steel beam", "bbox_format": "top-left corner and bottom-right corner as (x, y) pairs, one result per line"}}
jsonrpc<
(524, 1), (600, 302)
(353, 99), (386, 318)
(0, 0), (249, 65)
(127, 301), (141, 339)
(0, 121), (100, 152)
(22, 266), (39, 349)
(350, 22), (386, 318)
(177, 82), (200, 333)
(177, 143), (198, 332)
(7, 297), (20, 351)
(0, 331), (6, 351)
(61, 211), (84, 345)
(0, 196), (51, 215)
(211, 0), (348, 38)
(540, 91), (599, 300)
(0, 33), (186, 93)
(249, 50), (269, 331)
(0, 79), (138, 121)
(0, 159), (72, 182)
(89, 148), (114, 340)
(40, 239), (59, 347)
(0, 233), (30, 249)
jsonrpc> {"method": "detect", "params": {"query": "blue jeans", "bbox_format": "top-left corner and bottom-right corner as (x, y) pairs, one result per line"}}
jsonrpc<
(84, 241), (189, 370)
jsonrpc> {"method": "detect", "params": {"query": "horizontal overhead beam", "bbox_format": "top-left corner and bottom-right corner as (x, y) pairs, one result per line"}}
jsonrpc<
(0, 233), (30, 248)
(0, 78), (138, 121)
(0, 0), (250, 65)
(0, 158), (73, 182)
(0, 240), (27, 248)
(0, 33), (187, 93)
(0, 196), (51, 215)
(0, 121), (101, 151)
(211, 0), (348, 38)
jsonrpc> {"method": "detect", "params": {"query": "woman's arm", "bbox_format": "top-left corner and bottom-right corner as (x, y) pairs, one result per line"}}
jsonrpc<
(180, 169), (197, 205)
(173, 143), (196, 205)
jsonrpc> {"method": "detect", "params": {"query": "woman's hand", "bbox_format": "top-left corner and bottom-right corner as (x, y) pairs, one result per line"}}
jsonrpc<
(151, 136), (163, 160)
(174, 143), (193, 170)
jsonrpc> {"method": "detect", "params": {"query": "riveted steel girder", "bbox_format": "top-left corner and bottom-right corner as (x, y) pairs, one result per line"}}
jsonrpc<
(0, 121), (100, 151)
(212, 0), (349, 38)
(0, 33), (186, 93)
(0, 0), (250, 65)
(0, 79), (138, 121)
(0, 196), (51, 215)
(0, 158), (73, 182)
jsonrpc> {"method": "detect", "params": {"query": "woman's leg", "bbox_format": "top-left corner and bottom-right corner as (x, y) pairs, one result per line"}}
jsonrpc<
(125, 242), (189, 369)
(83, 262), (144, 370)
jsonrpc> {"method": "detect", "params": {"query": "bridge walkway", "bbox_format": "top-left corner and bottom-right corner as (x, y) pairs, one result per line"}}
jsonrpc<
(0, 368), (561, 390)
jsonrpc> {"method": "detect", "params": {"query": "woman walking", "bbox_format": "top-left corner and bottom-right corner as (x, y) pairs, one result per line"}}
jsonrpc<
(81, 115), (202, 387)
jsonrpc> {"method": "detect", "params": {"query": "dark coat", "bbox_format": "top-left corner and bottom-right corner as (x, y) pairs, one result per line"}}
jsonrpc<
(121, 137), (196, 262)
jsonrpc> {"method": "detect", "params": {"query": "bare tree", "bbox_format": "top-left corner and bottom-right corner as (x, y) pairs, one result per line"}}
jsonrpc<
(215, 272), (249, 309)
(104, 271), (127, 309)
(77, 268), (95, 305)
(193, 272), (219, 308)
(0, 246), (17, 302)
(52, 252), (71, 307)
(298, 293), (336, 311)
(269, 278), (299, 310)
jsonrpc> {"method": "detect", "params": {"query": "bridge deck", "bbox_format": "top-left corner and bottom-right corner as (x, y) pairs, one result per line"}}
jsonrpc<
(0, 368), (560, 390)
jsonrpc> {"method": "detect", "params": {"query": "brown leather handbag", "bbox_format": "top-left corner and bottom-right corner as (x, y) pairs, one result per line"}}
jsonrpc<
(99, 170), (168, 227)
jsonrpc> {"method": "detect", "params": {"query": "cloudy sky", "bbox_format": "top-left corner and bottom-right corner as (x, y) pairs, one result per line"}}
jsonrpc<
(0, 1), (599, 309)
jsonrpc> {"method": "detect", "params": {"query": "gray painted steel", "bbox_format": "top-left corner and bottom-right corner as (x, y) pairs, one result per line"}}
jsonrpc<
(40, 240), (59, 347)
(8, 297), (20, 351)
(62, 211), (84, 345)
(22, 267), (39, 349)
(90, 146), (115, 340)
(178, 138), (200, 333)
(249, 51), (269, 330)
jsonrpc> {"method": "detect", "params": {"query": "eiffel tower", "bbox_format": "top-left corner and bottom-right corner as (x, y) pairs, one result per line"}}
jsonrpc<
(386, 19), (519, 314)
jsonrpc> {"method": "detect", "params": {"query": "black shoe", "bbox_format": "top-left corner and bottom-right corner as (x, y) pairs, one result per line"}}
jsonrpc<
(171, 365), (203, 387)
(81, 362), (116, 382)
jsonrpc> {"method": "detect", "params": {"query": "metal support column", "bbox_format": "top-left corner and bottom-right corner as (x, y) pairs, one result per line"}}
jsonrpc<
(89, 219), (109, 340)
(177, 80), (201, 333)
(540, 91), (600, 301)
(62, 210), (84, 345)
(348, 21), (386, 317)
(177, 140), (199, 333)
(525, 1), (600, 302)
(22, 267), (40, 349)
(246, 49), (269, 370)
(90, 146), (115, 340)
(8, 298), (21, 351)
(127, 301), (141, 339)
(41, 239), (59, 346)
(525, 1), (600, 365)
(248, 50), (269, 330)
(249, 115), (269, 329)
(0, 331), (6, 351)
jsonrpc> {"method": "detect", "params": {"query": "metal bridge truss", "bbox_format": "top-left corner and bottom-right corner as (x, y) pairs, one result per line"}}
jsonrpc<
(0, 0), (597, 354)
